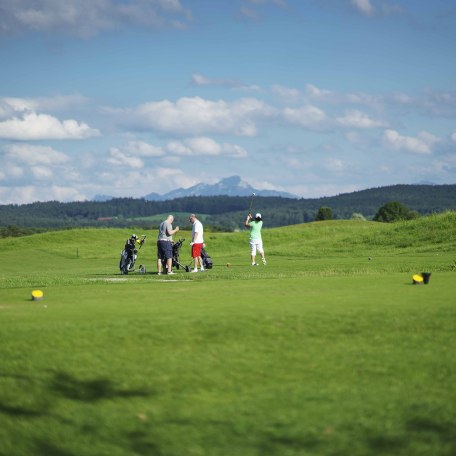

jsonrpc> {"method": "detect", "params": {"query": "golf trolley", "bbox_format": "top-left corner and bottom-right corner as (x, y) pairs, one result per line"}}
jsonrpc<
(161, 239), (213, 273)
(186, 244), (213, 271)
(119, 234), (147, 275)
(200, 247), (213, 269)
(162, 238), (190, 272)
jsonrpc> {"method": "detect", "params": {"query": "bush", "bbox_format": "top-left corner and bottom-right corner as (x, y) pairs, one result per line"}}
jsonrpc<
(316, 206), (333, 221)
(351, 213), (366, 221)
(373, 201), (417, 223)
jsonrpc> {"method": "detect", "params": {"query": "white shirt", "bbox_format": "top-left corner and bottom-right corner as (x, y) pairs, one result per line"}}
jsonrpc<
(192, 219), (204, 244)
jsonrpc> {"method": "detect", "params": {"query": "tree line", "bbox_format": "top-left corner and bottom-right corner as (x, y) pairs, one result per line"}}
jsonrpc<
(0, 184), (455, 235)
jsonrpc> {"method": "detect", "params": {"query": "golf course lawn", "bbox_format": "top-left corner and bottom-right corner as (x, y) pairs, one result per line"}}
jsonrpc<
(0, 215), (455, 455)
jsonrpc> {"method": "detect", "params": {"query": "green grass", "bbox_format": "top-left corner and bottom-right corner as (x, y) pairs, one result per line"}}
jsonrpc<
(0, 213), (455, 455)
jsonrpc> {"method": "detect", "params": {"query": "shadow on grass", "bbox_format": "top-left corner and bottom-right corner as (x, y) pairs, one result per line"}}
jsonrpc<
(128, 431), (163, 455)
(365, 412), (456, 454)
(49, 371), (152, 402)
(257, 429), (323, 455)
(0, 372), (50, 419)
(406, 415), (456, 448)
(0, 400), (46, 418)
(34, 440), (76, 456)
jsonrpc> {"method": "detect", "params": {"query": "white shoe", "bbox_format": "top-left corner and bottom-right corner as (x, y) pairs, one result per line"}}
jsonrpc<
(200, 268), (205, 272)
(158, 272), (162, 275)
(190, 268), (198, 273)
(167, 271), (175, 275)
(252, 263), (258, 266)
(262, 259), (267, 265)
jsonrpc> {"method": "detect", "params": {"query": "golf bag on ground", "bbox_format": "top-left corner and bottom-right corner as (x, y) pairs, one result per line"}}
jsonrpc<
(201, 247), (213, 269)
(162, 238), (189, 272)
(119, 234), (146, 275)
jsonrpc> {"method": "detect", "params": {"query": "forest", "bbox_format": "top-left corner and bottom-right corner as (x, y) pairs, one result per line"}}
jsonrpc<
(1, 184), (455, 234)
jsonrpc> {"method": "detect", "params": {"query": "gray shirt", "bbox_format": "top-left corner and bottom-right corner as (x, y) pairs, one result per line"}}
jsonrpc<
(158, 220), (172, 241)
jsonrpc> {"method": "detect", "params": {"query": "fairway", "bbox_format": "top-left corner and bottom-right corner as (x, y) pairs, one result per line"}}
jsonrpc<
(1, 215), (455, 455)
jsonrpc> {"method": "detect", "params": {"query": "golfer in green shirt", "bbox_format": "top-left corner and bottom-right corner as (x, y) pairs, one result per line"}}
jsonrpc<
(245, 213), (267, 266)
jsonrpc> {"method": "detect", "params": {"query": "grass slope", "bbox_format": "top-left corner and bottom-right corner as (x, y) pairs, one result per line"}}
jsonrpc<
(0, 213), (455, 456)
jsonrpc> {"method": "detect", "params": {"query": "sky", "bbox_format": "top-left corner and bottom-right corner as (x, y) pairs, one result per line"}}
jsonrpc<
(0, 0), (455, 204)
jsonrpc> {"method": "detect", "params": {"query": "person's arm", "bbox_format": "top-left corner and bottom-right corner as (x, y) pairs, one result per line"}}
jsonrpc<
(244, 213), (252, 228)
(166, 223), (179, 236)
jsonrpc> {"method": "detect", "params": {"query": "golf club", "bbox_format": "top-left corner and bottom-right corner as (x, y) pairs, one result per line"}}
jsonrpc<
(248, 193), (256, 215)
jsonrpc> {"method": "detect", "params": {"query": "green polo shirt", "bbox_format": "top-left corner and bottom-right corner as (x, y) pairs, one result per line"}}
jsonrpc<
(248, 220), (263, 240)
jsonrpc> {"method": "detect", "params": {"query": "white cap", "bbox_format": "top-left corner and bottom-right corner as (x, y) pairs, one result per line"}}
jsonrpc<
(255, 213), (262, 219)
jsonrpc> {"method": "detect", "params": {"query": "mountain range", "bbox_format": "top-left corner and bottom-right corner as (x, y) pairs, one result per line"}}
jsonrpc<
(93, 176), (298, 201)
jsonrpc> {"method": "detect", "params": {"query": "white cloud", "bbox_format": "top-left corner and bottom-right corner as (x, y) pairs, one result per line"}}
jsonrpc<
(5, 165), (25, 179)
(95, 166), (198, 197)
(0, 111), (100, 140)
(2, 94), (89, 112)
(191, 73), (260, 91)
(351, 0), (374, 16)
(31, 166), (53, 179)
(0, 0), (192, 38)
(305, 83), (381, 107)
(0, 102), (17, 120)
(337, 110), (385, 129)
(107, 148), (144, 168)
(124, 140), (164, 157)
(239, 7), (260, 20)
(324, 158), (346, 172)
(282, 105), (330, 130)
(109, 137), (247, 163)
(166, 137), (247, 158)
(123, 96), (273, 136)
(3, 143), (70, 165)
(0, 185), (87, 204)
(271, 85), (302, 104)
(382, 129), (440, 154)
(451, 130), (456, 143)
(305, 83), (333, 101)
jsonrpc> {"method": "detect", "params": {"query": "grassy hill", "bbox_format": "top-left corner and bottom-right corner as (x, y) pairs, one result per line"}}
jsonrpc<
(1, 211), (455, 287)
(0, 213), (455, 455)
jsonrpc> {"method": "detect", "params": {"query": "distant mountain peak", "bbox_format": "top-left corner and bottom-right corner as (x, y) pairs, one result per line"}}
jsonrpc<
(219, 175), (242, 185)
(143, 176), (298, 201)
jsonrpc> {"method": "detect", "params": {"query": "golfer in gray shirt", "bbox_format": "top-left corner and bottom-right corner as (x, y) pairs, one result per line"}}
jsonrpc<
(157, 215), (179, 274)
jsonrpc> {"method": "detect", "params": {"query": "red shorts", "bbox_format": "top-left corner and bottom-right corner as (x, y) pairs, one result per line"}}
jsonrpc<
(192, 243), (203, 258)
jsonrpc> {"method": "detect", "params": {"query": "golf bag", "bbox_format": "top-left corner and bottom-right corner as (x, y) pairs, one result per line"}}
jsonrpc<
(119, 234), (146, 275)
(201, 247), (213, 269)
(162, 238), (189, 272)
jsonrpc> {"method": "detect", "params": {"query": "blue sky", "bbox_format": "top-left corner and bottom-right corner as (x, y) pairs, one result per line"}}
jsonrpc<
(0, 0), (455, 204)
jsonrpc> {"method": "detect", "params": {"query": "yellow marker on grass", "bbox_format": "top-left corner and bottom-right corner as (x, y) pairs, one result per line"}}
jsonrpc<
(32, 290), (44, 301)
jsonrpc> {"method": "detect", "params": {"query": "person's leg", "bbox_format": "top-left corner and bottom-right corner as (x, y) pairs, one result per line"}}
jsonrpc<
(195, 244), (204, 271)
(165, 242), (174, 273)
(257, 240), (266, 265)
(250, 241), (257, 265)
(157, 242), (163, 274)
(191, 244), (198, 272)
